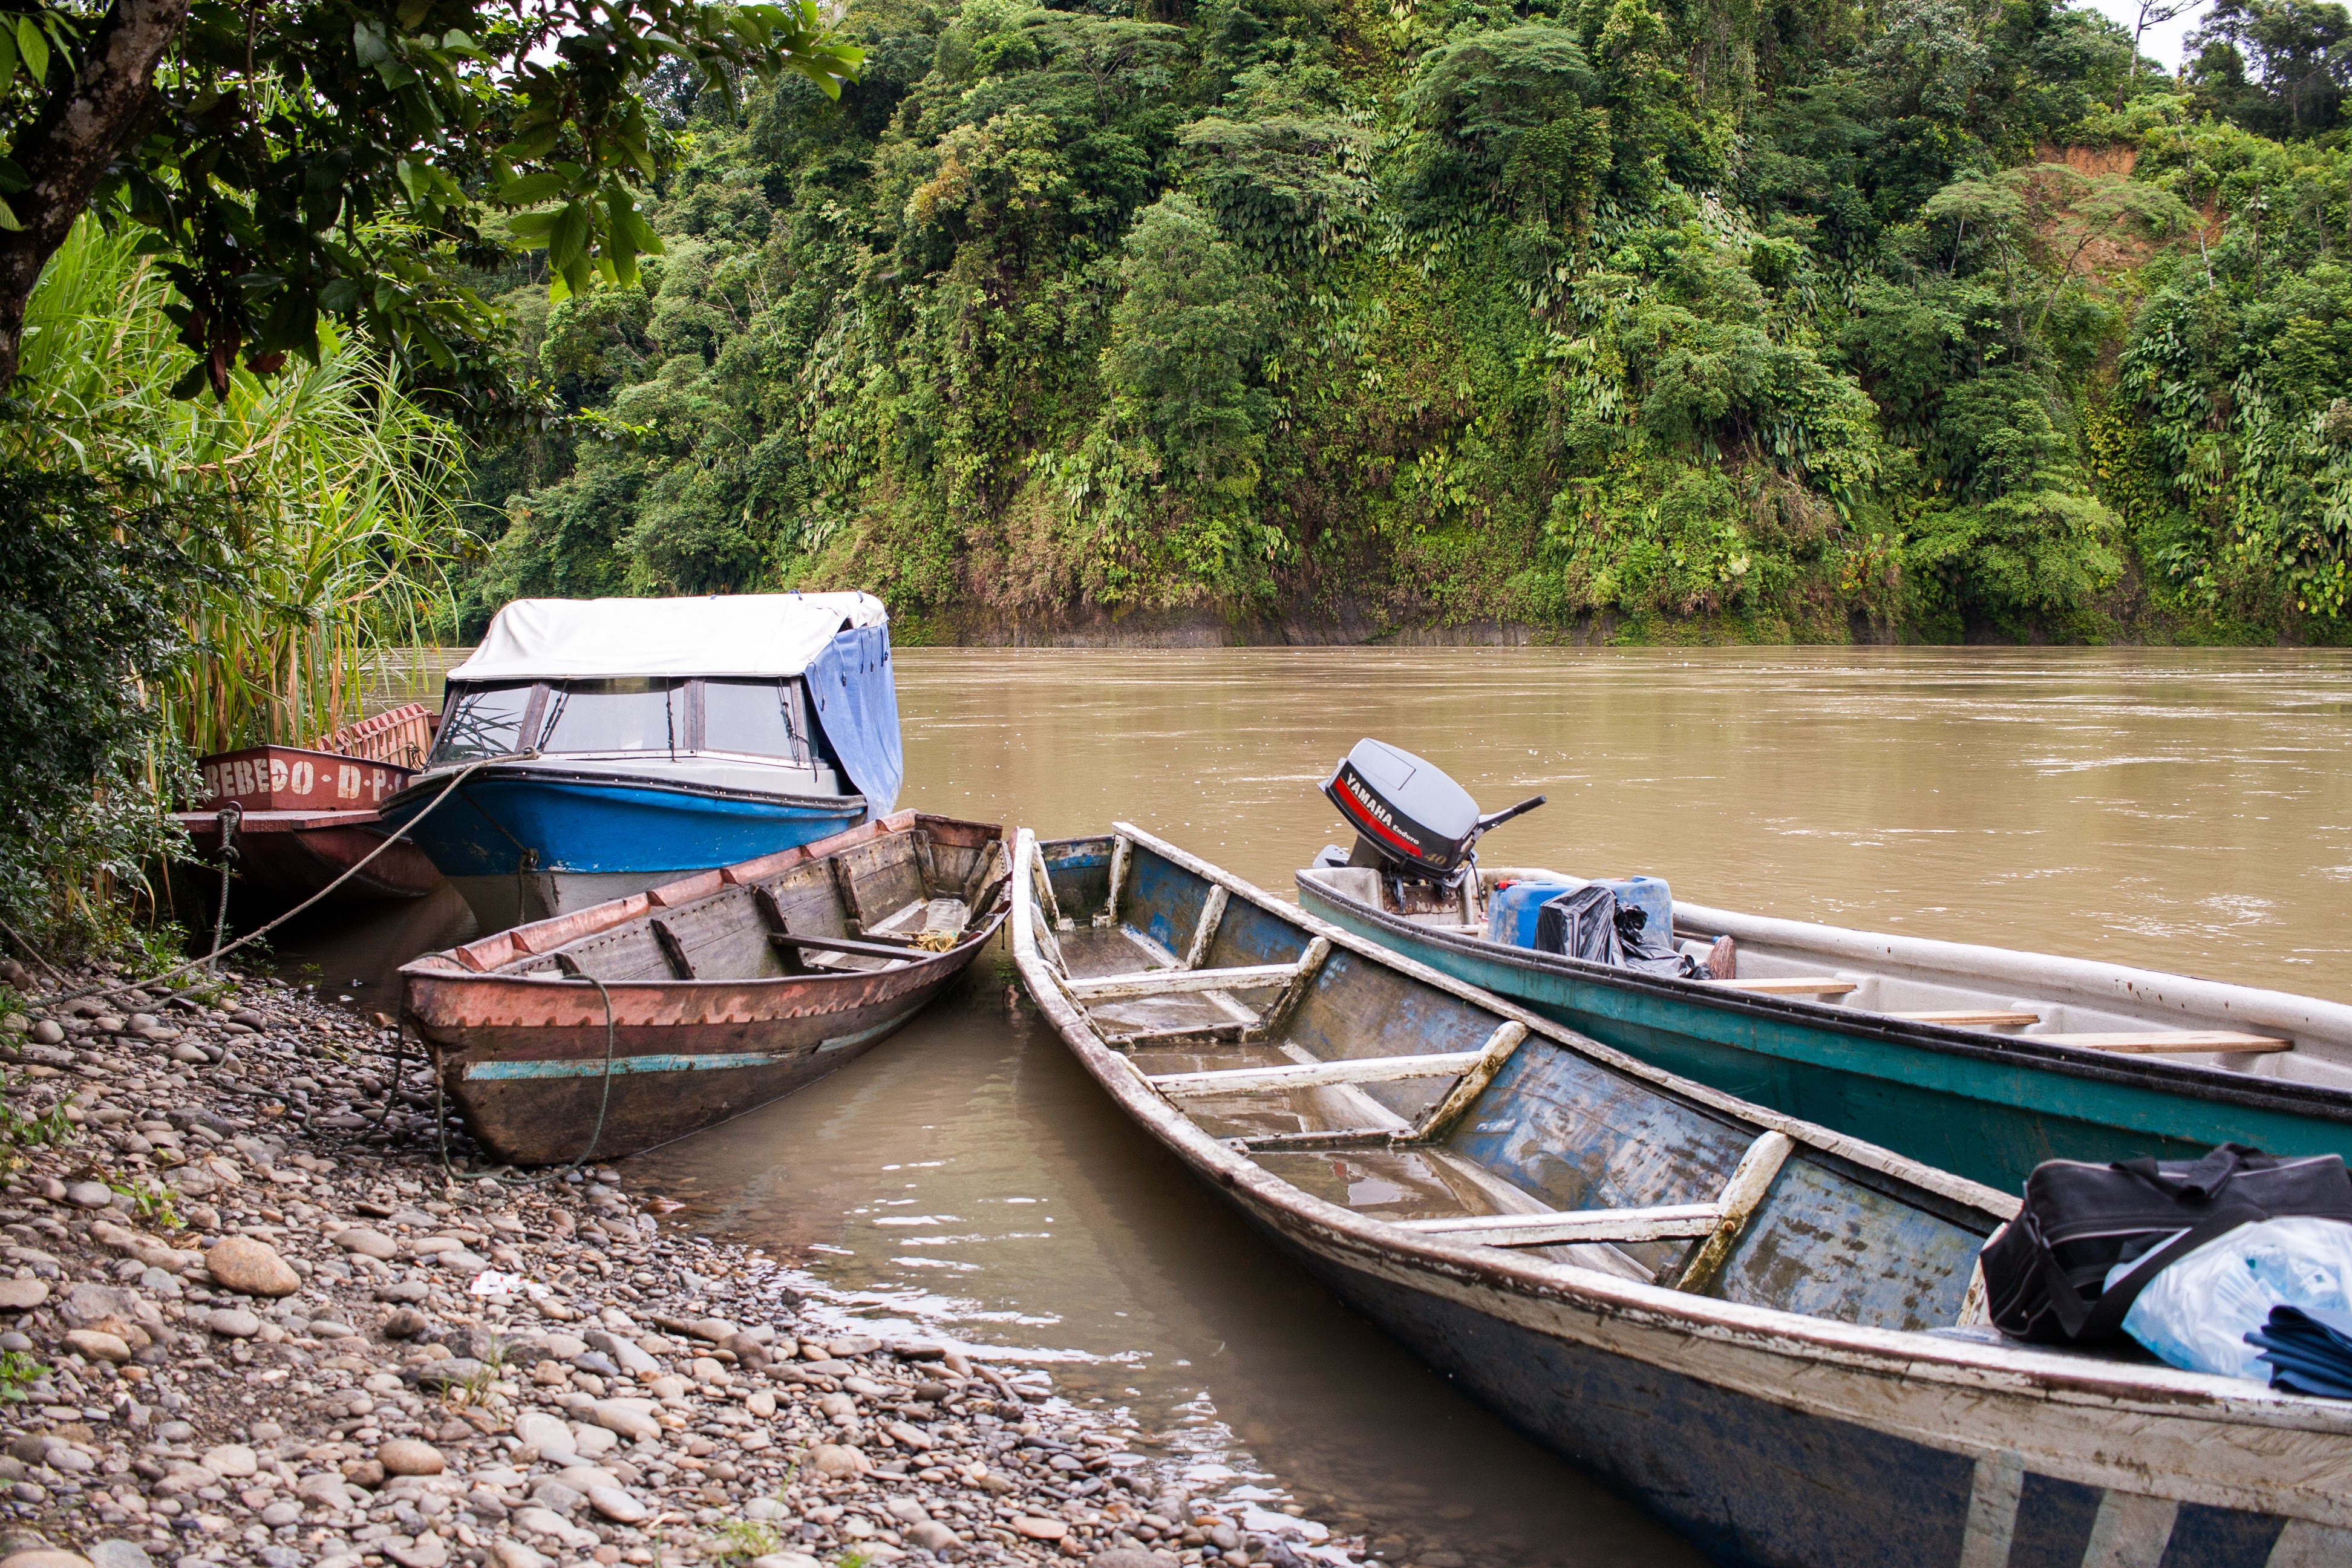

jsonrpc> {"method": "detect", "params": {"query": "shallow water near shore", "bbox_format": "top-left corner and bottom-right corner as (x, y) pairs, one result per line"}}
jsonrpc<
(291, 644), (2352, 1565)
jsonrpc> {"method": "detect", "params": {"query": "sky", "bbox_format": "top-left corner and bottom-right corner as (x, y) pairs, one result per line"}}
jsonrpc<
(2083, 0), (2208, 70)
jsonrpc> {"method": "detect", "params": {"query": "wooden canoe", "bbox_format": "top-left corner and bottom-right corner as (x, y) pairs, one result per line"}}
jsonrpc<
(401, 810), (1007, 1165)
(174, 731), (443, 913)
(1297, 864), (2352, 1193)
(1014, 823), (2352, 1568)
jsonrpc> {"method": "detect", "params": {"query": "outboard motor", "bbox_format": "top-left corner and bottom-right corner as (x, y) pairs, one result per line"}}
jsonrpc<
(1319, 740), (1544, 904)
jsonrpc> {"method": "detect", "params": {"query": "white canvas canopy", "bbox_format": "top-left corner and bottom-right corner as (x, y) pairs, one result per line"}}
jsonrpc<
(449, 593), (889, 682)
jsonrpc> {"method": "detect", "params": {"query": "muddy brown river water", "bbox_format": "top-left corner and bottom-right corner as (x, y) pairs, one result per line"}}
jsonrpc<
(289, 646), (2352, 1567)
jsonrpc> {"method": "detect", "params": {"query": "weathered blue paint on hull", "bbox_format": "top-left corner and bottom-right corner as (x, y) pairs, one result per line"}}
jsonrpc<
(1267, 1225), (2295, 1568)
(1304, 891), (2352, 1194)
(385, 771), (867, 880)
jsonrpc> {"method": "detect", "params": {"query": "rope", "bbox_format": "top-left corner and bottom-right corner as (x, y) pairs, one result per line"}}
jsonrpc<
(208, 803), (241, 976)
(30, 750), (533, 1010)
(425, 973), (619, 1189)
(573, 975), (620, 1169)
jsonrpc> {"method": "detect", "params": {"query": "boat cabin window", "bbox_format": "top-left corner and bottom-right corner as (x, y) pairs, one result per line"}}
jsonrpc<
(537, 679), (684, 754)
(431, 684), (535, 763)
(701, 679), (809, 761)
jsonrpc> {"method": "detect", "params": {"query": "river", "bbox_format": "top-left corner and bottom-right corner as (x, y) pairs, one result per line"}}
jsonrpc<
(288, 645), (2352, 1568)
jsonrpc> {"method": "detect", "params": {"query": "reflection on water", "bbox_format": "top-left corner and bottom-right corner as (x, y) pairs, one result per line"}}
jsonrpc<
(632, 981), (1700, 1568)
(288, 644), (2352, 1566)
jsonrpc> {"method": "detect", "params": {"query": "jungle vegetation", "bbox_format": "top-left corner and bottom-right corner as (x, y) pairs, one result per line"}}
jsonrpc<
(457, 0), (2352, 643)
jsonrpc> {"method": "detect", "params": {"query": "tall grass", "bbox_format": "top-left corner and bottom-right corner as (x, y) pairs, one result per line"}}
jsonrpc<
(7, 219), (468, 757)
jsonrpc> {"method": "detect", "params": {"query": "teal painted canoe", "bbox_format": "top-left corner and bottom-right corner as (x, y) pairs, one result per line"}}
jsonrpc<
(1297, 864), (2352, 1193)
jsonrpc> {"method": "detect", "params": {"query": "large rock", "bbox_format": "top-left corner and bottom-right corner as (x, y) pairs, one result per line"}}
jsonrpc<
(586, 1485), (647, 1524)
(206, 1308), (261, 1339)
(0, 1281), (45, 1312)
(486, 1544), (550, 1568)
(376, 1440), (443, 1477)
(1013, 1518), (1071, 1541)
(1, 1552), (92, 1568)
(86, 1544), (154, 1568)
(203, 1236), (298, 1297)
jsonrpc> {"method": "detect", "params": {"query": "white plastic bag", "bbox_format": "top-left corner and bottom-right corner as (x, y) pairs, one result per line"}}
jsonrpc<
(2118, 1215), (2352, 1380)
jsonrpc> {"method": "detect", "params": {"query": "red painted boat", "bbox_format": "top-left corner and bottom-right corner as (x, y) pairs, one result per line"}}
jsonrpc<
(399, 811), (1008, 1165)
(174, 708), (446, 912)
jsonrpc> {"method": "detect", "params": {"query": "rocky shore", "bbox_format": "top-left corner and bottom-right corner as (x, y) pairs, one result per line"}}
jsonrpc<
(0, 959), (1361, 1568)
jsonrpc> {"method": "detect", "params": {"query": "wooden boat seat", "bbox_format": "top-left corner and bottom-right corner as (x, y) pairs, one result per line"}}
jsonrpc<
(1701, 976), (1858, 997)
(2036, 1030), (2291, 1055)
(1149, 1049), (1490, 1095)
(1391, 1129), (1797, 1293)
(1893, 1010), (2041, 1027)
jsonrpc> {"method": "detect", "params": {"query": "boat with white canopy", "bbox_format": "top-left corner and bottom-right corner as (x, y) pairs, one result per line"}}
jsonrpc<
(379, 592), (903, 931)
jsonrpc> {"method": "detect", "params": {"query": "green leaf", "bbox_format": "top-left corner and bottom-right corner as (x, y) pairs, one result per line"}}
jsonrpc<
(0, 195), (18, 233)
(396, 0), (433, 29)
(506, 209), (561, 242)
(16, 16), (47, 85)
(494, 171), (568, 207)
(0, 27), (18, 95)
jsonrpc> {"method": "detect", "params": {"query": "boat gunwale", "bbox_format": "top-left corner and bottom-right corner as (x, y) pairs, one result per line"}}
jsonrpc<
(382, 760), (872, 817)
(399, 809), (1007, 990)
(1013, 825), (2352, 1452)
(1298, 872), (2352, 1126)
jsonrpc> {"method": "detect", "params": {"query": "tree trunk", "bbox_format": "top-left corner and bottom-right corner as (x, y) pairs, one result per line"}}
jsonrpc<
(0, 0), (190, 388)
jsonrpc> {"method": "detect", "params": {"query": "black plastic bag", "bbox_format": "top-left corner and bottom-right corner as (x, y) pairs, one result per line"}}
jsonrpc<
(1534, 886), (1704, 978)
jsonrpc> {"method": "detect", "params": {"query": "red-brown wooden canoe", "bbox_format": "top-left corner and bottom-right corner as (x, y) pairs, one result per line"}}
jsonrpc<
(399, 811), (1008, 1165)
(175, 725), (445, 913)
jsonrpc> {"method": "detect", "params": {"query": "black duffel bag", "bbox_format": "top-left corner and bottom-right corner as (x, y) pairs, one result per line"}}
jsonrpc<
(1980, 1143), (2352, 1345)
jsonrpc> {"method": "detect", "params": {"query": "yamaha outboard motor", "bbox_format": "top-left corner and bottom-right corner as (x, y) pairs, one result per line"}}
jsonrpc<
(1320, 739), (1545, 895)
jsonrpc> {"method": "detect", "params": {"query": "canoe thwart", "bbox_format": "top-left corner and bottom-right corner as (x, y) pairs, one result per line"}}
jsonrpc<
(1394, 1203), (1723, 1247)
(1893, 1010), (2041, 1027)
(1406, 1020), (1530, 1140)
(1067, 960), (1304, 1001)
(768, 931), (924, 965)
(1149, 1048), (1488, 1096)
(1670, 1130), (1797, 1293)
(2037, 1030), (2292, 1054)
(1702, 976), (1860, 997)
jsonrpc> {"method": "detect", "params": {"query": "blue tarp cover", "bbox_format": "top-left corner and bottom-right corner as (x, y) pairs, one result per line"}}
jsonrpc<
(806, 623), (903, 817)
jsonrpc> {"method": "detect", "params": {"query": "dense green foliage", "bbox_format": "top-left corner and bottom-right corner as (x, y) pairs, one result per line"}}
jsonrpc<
(457, 0), (2352, 640)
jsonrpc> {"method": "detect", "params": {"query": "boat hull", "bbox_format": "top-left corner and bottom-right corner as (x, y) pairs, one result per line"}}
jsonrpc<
(177, 809), (444, 912)
(1254, 1192), (2345, 1568)
(1300, 881), (2352, 1192)
(403, 811), (1006, 1163)
(382, 766), (868, 931)
(1018, 830), (2352, 1568)
(407, 957), (982, 1164)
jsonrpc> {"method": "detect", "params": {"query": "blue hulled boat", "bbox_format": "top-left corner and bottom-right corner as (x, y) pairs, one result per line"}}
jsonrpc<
(1295, 739), (2352, 1194)
(381, 592), (904, 932)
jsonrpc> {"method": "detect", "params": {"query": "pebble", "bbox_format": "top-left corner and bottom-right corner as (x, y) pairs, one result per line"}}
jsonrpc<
(57, 1330), (126, 1364)
(0, 961), (1365, 1568)
(377, 1439), (444, 1476)
(586, 1484), (648, 1523)
(333, 1226), (397, 1259)
(59, 1184), (108, 1210)
(204, 1307), (261, 1338)
(27, 1019), (62, 1045)
(201, 1234), (299, 1296)
(0, 1552), (90, 1568)
(200, 1443), (257, 1478)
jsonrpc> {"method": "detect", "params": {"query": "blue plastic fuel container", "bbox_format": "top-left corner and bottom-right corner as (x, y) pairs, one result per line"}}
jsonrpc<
(1601, 877), (1674, 949)
(1489, 875), (1674, 950)
(1488, 881), (1579, 947)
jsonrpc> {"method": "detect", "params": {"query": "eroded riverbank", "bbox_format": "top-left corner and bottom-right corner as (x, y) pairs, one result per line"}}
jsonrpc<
(0, 962), (1359, 1568)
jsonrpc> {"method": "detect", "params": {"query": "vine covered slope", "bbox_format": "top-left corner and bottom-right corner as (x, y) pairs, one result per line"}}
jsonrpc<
(462, 0), (2352, 643)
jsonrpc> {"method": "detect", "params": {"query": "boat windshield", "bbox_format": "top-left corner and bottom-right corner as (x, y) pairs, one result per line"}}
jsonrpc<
(431, 684), (534, 763)
(538, 679), (683, 754)
(702, 679), (806, 760)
